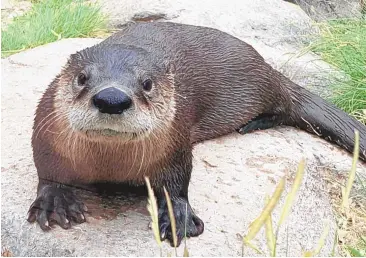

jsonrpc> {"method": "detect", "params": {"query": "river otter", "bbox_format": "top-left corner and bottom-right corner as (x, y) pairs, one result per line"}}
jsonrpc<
(27, 21), (366, 246)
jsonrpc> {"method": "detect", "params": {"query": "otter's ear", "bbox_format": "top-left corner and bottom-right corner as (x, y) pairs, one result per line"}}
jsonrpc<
(165, 62), (176, 74)
(68, 51), (82, 66)
(67, 53), (77, 65)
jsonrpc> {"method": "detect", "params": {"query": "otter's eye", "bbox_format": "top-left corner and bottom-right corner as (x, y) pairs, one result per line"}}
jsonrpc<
(142, 79), (153, 92)
(77, 72), (87, 86)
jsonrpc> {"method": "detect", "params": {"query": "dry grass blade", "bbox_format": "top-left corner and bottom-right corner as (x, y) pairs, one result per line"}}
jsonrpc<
(271, 159), (306, 256)
(144, 177), (162, 255)
(303, 251), (313, 257)
(341, 130), (360, 211)
(183, 247), (190, 257)
(242, 176), (285, 255)
(278, 158), (306, 228)
(183, 203), (190, 257)
(264, 195), (276, 256)
(331, 229), (338, 257)
(242, 238), (263, 255)
(245, 176), (286, 242)
(163, 187), (178, 256)
(313, 222), (330, 255)
(302, 221), (330, 256)
(361, 235), (366, 244)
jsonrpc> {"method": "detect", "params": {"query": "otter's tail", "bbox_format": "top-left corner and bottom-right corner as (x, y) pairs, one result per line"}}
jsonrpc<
(281, 76), (366, 162)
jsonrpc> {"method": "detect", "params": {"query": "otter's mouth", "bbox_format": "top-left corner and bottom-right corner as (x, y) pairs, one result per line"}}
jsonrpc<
(83, 128), (148, 139)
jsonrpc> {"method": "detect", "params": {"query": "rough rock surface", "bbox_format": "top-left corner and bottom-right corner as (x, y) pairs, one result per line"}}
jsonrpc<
(285, 0), (363, 21)
(2, 1), (366, 256)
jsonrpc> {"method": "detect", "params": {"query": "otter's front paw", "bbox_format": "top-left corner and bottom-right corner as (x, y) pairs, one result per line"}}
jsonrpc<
(158, 198), (204, 246)
(27, 185), (87, 230)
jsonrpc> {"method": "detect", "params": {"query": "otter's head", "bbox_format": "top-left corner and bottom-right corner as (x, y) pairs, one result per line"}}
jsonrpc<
(54, 44), (176, 141)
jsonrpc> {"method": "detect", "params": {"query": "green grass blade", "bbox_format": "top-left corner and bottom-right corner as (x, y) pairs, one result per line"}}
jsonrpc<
(347, 246), (363, 257)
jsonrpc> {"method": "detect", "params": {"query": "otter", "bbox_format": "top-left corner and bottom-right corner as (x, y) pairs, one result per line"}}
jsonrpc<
(27, 21), (366, 246)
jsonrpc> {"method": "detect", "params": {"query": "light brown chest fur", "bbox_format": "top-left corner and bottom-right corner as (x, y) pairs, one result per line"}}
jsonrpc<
(50, 123), (175, 184)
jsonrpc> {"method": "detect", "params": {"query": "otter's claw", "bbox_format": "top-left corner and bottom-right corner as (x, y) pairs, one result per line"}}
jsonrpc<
(158, 198), (204, 247)
(27, 185), (87, 230)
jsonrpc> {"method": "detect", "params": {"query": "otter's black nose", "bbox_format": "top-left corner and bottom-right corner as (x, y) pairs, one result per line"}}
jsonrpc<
(92, 87), (132, 114)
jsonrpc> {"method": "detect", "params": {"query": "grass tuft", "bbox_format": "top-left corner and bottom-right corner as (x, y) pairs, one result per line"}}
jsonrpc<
(309, 19), (366, 123)
(1, 0), (108, 58)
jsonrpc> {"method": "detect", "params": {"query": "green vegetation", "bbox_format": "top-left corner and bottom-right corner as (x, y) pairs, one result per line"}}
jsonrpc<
(309, 19), (366, 124)
(1, 0), (108, 57)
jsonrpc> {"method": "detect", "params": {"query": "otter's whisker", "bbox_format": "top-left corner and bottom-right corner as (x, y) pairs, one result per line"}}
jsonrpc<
(34, 111), (64, 140)
(126, 138), (138, 178)
(136, 131), (146, 177)
(42, 113), (69, 138)
(54, 124), (72, 142)
(33, 110), (59, 136)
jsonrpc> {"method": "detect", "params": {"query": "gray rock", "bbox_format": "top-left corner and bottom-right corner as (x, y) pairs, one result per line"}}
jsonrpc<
(286, 0), (363, 21)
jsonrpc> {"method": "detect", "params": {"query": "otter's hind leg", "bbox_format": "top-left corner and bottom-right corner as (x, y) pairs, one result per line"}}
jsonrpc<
(237, 113), (282, 134)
